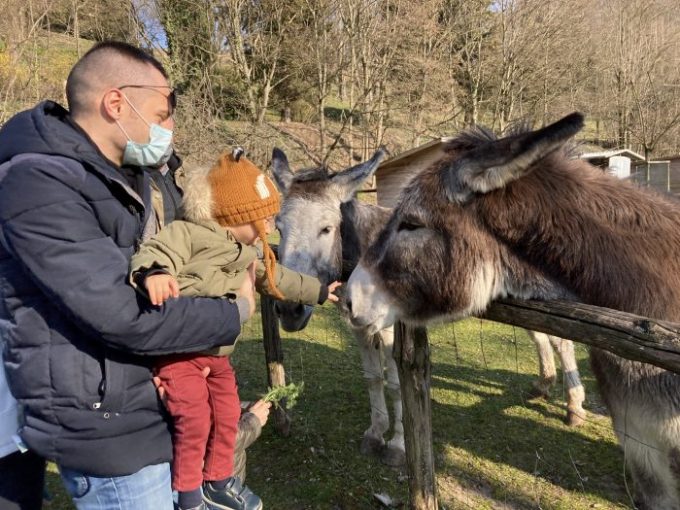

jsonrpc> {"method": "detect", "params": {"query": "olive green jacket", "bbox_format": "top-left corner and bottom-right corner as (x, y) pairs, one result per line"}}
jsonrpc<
(130, 219), (323, 354)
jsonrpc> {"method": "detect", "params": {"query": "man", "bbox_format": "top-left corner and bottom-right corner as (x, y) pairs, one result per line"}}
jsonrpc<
(0, 41), (255, 510)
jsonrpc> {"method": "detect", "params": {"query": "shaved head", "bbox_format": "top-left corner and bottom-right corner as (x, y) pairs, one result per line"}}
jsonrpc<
(66, 41), (169, 117)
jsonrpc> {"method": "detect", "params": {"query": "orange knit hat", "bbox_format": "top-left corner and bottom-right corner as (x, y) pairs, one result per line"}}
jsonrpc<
(208, 147), (284, 299)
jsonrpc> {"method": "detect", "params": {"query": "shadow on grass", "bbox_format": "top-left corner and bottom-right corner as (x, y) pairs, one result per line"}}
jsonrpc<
(431, 360), (628, 507)
(232, 333), (628, 509)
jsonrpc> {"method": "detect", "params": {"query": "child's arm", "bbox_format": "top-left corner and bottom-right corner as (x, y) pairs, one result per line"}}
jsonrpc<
(145, 273), (180, 306)
(255, 260), (340, 305)
(129, 221), (194, 296)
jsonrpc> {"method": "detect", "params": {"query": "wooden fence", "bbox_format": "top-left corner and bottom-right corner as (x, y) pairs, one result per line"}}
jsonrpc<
(259, 289), (680, 510)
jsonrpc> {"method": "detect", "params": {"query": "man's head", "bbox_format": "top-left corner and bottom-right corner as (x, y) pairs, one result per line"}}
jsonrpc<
(65, 41), (175, 166)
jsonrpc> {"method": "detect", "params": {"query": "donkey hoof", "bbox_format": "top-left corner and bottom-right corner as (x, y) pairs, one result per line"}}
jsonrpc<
(527, 383), (551, 400)
(360, 435), (384, 457)
(380, 445), (406, 467)
(565, 409), (586, 427)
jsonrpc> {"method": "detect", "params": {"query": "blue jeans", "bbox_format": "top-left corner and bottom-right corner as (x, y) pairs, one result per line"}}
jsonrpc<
(59, 462), (174, 510)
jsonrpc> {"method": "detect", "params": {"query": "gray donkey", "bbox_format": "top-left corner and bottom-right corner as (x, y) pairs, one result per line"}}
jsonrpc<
(271, 148), (406, 466)
(347, 113), (680, 509)
(270, 147), (585, 468)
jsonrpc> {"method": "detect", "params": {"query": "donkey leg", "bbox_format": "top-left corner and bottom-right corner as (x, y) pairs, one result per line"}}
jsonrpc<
(622, 437), (679, 510)
(526, 330), (557, 399)
(601, 387), (680, 509)
(379, 326), (406, 467)
(548, 336), (586, 427)
(356, 330), (390, 458)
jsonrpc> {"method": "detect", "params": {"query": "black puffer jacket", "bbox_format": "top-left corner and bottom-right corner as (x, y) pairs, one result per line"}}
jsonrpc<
(0, 101), (241, 476)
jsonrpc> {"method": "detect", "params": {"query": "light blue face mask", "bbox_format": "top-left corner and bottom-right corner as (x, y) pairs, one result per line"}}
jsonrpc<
(116, 95), (174, 167)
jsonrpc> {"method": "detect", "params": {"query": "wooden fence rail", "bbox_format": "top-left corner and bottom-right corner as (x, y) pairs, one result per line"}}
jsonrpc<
(483, 298), (680, 373)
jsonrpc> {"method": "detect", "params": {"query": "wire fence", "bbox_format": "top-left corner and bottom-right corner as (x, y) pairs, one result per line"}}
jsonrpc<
(232, 299), (635, 509)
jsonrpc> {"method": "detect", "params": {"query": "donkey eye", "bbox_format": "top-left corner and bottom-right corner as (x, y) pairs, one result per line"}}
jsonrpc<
(319, 226), (333, 236)
(398, 221), (422, 232)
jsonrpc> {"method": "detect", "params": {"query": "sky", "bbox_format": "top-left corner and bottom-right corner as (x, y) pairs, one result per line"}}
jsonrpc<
(134, 0), (168, 49)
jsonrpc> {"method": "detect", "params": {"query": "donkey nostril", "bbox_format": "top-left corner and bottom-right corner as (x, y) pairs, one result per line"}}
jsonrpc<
(346, 299), (352, 314)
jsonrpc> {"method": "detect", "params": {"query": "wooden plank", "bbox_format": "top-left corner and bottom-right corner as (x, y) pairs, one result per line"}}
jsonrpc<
(483, 298), (680, 373)
(394, 322), (438, 510)
(260, 295), (292, 436)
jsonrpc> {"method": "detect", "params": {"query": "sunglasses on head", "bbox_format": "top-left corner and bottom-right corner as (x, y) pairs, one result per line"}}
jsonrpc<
(118, 84), (178, 114)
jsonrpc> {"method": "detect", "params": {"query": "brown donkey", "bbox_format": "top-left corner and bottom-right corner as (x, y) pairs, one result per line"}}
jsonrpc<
(347, 113), (680, 509)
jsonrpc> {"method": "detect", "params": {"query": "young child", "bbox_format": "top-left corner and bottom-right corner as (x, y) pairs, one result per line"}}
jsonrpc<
(130, 148), (340, 510)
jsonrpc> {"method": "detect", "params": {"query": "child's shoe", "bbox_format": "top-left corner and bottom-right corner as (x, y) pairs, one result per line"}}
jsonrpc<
(176, 503), (207, 510)
(202, 477), (263, 510)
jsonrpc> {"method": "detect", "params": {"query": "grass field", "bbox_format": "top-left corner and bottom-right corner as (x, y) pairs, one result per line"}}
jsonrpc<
(43, 301), (631, 509)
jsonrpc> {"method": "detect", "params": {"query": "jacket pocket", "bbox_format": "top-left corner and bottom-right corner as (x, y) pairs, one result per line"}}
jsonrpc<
(97, 350), (125, 413)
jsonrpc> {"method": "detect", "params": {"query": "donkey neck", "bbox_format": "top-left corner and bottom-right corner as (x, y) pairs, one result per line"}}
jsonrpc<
(479, 163), (680, 320)
(340, 199), (391, 272)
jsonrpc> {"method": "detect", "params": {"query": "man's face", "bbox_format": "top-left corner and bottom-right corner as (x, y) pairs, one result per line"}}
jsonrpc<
(116, 67), (175, 145)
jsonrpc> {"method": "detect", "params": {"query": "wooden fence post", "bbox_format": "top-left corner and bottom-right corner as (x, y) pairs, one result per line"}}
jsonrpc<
(260, 295), (291, 436)
(394, 322), (438, 510)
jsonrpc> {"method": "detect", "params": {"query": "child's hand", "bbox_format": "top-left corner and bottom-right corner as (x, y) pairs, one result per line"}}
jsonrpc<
(327, 281), (342, 303)
(145, 273), (180, 306)
(247, 399), (271, 427)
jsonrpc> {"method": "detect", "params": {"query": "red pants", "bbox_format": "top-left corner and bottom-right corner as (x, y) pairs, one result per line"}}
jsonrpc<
(156, 355), (241, 492)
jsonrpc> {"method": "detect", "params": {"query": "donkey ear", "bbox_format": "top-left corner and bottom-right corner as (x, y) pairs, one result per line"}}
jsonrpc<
(331, 148), (388, 202)
(443, 113), (585, 202)
(270, 148), (293, 193)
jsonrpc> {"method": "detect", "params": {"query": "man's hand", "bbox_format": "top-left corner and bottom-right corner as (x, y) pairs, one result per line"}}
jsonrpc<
(237, 262), (257, 320)
(154, 366), (210, 408)
(145, 273), (180, 306)
(327, 281), (342, 303)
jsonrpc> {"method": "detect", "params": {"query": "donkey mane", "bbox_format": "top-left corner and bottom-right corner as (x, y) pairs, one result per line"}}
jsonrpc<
(284, 166), (338, 200)
(445, 124), (498, 152)
(289, 166), (331, 183)
(445, 120), (581, 158)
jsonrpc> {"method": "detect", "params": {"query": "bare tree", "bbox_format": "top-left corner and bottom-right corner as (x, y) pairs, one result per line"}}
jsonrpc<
(295, 0), (342, 157)
(157, 0), (217, 117)
(440, 0), (495, 127)
(619, 0), (680, 159)
(214, 0), (291, 124)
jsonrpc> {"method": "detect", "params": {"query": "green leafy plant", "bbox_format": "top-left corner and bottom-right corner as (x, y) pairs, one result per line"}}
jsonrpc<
(262, 382), (304, 410)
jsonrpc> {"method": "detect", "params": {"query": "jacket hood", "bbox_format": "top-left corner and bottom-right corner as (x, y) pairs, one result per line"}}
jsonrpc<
(0, 101), (112, 170)
(182, 163), (215, 223)
(0, 101), (146, 207)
